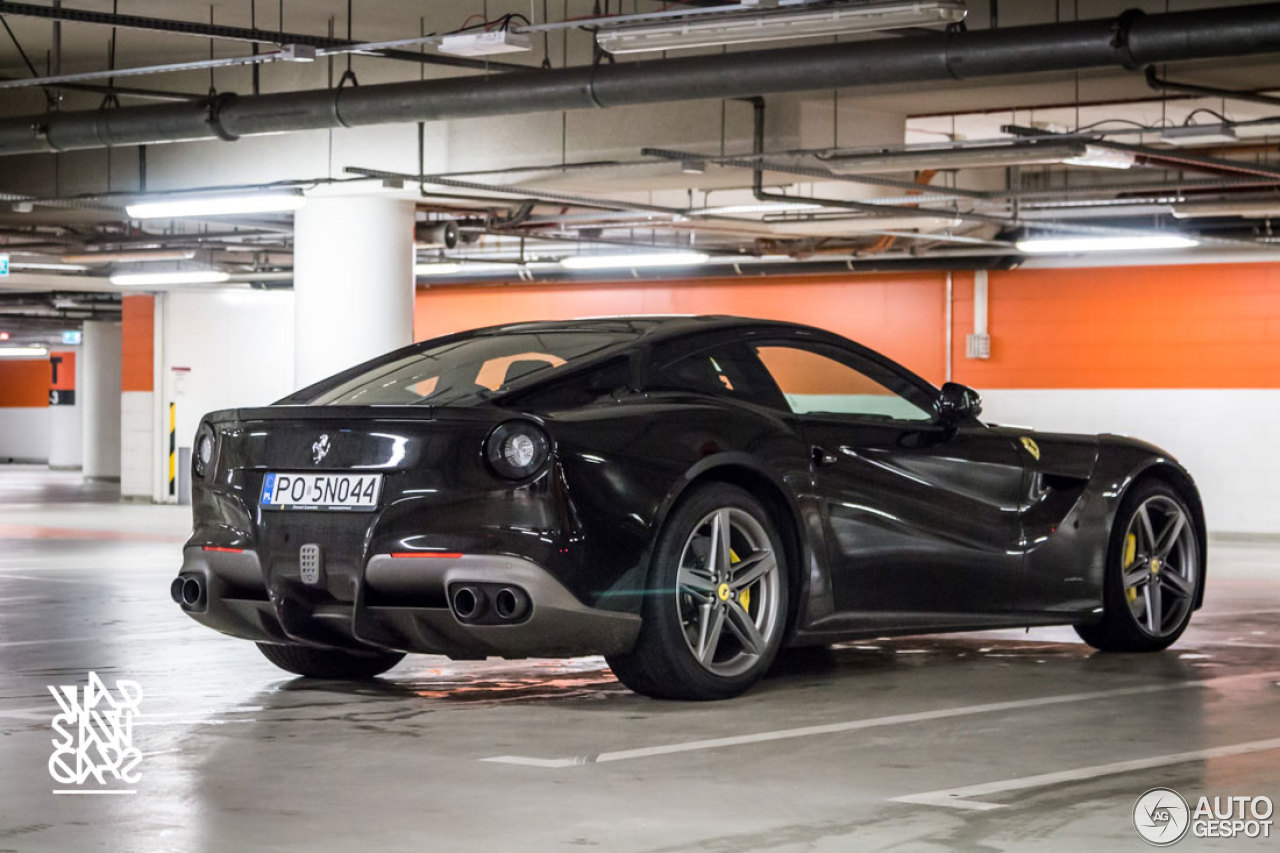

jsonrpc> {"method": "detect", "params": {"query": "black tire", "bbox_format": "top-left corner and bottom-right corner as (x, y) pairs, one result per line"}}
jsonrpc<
(607, 483), (790, 700)
(255, 642), (405, 679)
(1075, 479), (1201, 653)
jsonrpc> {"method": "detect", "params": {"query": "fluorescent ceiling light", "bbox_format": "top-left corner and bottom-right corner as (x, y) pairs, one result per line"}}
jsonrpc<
(414, 263), (462, 276)
(561, 251), (710, 270)
(693, 201), (825, 216)
(110, 270), (231, 286)
(0, 346), (49, 357)
(63, 249), (196, 264)
(1172, 200), (1280, 219)
(1161, 124), (1239, 147)
(1015, 234), (1200, 254)
(1062, 145), (1135, 170)
(125, 192), (305, 219)
(9, 261), (90, 271)
(597, 1), (966, 54)
(824, 140), (1090, 174)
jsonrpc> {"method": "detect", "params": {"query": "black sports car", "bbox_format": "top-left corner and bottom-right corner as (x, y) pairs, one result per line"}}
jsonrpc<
(172, 316), (1206, 700)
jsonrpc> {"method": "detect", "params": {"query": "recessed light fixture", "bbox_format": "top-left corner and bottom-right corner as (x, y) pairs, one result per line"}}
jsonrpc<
(0, 346), (49, 357)
(1015, 234), (1200, 254)
(561, 251), (710, 270)
(125, 192), (305, 219)
(110, 270), (231, 286)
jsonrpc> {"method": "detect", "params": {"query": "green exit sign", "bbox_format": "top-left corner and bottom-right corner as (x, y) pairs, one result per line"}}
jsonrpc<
(0, 254), (8, 276)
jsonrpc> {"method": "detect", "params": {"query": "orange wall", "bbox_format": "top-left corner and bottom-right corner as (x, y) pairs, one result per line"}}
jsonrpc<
(952, 263), (1280, 389)
(122, 294), (154, 393)
(0, 360), (50, 407)
(415, 273), (949, 385)
(415, 262), (1280, 390)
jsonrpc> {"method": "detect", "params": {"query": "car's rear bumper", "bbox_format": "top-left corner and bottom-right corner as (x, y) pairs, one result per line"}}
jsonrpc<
(172, 548), (640, 659)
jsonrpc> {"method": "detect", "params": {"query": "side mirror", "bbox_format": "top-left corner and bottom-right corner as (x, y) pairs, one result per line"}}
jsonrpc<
(936, 382), (983, 425)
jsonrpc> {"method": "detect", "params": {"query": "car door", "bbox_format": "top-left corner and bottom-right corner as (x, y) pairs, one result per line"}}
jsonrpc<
(752, 341), (1026, 621)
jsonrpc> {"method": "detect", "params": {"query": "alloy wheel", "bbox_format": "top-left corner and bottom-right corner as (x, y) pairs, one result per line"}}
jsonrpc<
(675, 507), (784, 677)
(1121, 495), (1197, 637)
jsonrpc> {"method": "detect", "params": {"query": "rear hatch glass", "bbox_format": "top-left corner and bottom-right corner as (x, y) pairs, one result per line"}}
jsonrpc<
(300, 330), (638, 407)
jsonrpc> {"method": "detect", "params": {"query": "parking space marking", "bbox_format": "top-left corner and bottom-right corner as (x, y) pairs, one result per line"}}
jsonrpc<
(481, 669), (1280, 769)
(890, 737), (1280, 811)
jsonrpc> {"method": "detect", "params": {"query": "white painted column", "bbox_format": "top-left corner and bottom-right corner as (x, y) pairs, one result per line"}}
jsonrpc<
(81, 320), (123, 481)
(47, 348), (82, 469)
(292, 196), (416, 389)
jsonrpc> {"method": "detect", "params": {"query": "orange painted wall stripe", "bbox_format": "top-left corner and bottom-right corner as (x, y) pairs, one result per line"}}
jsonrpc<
(0, 360), (51, 407)
(415, 262), (1280, 391)
(951, 263), (1280, 389)
(122, 294), (155, 393)
(415, 272), (948, 385)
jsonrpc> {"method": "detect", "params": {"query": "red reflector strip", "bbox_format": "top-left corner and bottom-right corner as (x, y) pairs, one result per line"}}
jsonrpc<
(390, 552), (463, 559)
(202, 545), (244, 553)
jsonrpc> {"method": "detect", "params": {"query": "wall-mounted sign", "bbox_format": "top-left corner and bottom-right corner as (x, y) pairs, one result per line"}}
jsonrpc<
(49, 350), (76, 406)
(61, 330), (82, 345)
(0, 254), (9, 276)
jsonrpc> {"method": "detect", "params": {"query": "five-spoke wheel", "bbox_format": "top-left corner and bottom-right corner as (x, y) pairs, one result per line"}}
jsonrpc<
(1076, 479), (1200, 652)
(607, 483), (789, 700)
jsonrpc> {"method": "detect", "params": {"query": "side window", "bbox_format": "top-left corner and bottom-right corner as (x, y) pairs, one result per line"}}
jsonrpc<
(649, 343), (787, 409)
(755, 345), (933, 422)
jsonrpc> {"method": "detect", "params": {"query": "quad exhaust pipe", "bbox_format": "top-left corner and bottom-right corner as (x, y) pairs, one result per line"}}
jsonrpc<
(450, 583), (530, 624)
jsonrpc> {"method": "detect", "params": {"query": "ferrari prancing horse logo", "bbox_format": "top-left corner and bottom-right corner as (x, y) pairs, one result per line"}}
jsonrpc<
(311, 434), (331, 465)
(1020, 436), (1041, 461)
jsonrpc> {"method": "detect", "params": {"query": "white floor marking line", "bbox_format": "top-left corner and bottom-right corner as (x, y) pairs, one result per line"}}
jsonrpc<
(890, 737), (1280, 811)
(481, 669), (1280, 769)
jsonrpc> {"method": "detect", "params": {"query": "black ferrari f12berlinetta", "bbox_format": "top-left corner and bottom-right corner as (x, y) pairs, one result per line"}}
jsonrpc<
(172, 316), (1205, 699)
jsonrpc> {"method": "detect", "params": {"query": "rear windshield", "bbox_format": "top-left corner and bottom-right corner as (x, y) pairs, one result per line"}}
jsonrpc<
(303, 331), (636, 406)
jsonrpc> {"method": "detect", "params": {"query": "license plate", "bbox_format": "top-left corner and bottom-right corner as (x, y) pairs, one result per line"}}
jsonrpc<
(259, 472), (383, 511)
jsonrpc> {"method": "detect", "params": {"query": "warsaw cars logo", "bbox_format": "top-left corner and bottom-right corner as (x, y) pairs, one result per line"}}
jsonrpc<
(312, 434), (331, 465)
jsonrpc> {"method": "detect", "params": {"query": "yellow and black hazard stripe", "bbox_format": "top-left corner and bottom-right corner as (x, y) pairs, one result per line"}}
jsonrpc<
(168, 402), (176, 497)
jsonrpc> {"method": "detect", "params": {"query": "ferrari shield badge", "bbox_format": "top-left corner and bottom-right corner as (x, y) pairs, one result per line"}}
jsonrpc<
(1020, 436), (1041, 460)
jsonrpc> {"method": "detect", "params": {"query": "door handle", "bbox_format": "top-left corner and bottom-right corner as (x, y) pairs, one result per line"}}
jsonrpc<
(811, 446), (838, 467)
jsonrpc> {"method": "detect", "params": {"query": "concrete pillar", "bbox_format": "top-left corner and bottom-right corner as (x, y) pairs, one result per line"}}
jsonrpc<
(47, 349), (82, 469)
(292, 196), (416, 389)
(82, 320), (123, 480)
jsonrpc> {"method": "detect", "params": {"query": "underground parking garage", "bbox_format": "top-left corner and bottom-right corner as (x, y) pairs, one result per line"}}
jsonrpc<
(1, 0), (1280, 849)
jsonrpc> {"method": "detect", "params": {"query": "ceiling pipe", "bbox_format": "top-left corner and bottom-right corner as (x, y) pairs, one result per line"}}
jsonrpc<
(1, 4), (1279, 157)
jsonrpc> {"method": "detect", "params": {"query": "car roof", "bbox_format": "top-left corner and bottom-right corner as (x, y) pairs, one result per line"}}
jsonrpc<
(469, 314), (826, 342)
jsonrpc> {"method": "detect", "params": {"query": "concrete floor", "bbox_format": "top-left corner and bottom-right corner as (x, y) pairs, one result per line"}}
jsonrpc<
(1, 464), (1277, 852)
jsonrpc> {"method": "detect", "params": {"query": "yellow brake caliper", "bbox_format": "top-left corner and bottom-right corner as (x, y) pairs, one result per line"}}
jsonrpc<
(730, 549), (750, 611)
(1124, 533), (1138, 602)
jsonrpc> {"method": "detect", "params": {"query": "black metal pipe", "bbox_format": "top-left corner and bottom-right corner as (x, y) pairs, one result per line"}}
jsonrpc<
(1145, 64), (1280, 109)
(1, 3), (1278, 157)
